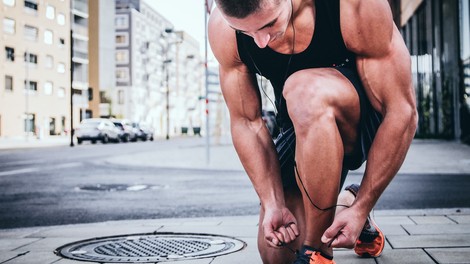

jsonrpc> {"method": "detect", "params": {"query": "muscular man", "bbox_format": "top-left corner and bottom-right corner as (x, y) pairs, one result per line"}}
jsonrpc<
(208, 0), (417, 263)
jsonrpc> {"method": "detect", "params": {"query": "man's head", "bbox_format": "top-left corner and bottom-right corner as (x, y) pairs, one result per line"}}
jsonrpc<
(215, 0), (293, 48)
(215, 0), (275, 19)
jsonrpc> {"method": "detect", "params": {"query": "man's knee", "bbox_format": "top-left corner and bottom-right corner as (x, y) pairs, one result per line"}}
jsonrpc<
(283, 71), (336, 133)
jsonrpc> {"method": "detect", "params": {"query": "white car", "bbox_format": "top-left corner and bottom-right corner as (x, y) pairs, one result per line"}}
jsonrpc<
(75, 118), (120, 144)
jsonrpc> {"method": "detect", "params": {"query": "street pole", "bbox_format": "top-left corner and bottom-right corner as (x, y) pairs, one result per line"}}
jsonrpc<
(166, 60), (170, 140)
(25, 50), (29, 142)
(204, 3), (210, 164)
(70, 29), (74, 147)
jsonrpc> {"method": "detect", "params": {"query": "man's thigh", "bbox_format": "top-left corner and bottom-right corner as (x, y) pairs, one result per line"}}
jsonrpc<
(283, 67), (361, 153)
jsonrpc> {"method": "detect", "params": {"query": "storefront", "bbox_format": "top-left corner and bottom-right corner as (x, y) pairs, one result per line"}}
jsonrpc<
(400, 0), (470, 143)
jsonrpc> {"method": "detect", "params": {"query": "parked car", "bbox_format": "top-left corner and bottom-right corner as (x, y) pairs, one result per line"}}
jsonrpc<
(112, 119), (137, 142)
(132, 122), (154, 141)
(75, 118), (120, 144)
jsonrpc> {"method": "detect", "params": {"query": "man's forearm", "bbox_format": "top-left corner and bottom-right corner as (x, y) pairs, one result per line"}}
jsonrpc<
(231, 118), (286, 209)
(353, 110), (417, 217)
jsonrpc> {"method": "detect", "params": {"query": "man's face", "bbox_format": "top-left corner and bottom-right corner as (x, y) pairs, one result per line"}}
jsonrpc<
(221, 0), (292, 48)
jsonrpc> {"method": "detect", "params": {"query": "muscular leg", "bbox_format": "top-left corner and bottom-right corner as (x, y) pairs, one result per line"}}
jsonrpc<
(258, 187), (305, 264)
(283, 68), (361, 256)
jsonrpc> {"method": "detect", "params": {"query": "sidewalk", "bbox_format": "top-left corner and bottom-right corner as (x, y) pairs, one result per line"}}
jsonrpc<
(1, 137), (470, 263)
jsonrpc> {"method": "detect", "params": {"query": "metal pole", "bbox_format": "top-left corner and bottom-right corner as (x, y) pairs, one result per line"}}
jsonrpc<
(25, 50), (29, 142)
(166, 60), (170, 140)
(70, 29), (74, 147)
(204, 4), (210, 164)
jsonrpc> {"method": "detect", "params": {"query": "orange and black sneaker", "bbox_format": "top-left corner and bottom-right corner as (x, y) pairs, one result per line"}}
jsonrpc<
(293, 245), (336, 264)
(354, 212), (385, 257)
(344, 184), (385, 258)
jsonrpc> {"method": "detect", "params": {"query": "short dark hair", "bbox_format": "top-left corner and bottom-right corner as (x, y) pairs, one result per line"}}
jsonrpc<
(215, 0), (264, 18)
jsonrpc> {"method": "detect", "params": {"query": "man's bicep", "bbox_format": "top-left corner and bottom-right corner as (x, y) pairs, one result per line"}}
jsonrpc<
(356, 28), (416, 114)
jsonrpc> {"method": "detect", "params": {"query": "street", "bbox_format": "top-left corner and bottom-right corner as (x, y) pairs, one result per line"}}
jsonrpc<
(1, 139), (469, 229)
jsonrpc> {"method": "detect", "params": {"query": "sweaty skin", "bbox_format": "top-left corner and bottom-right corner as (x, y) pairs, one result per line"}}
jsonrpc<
(209, 0), (417, 262)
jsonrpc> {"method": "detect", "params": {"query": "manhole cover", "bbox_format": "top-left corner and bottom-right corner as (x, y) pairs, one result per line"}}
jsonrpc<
(55, 232), (246, 263)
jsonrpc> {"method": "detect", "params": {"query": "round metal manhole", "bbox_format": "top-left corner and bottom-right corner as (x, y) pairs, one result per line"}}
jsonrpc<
(55, 232), (246, 263)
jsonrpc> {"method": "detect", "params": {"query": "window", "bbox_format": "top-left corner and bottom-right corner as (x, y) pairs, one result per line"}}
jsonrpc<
(57, 13), (65, 25)
(5, 75), (13, 91)
(24, 113), (35, 133)
(24, 80), (37, 91)
(24, 25), (38, 41)
(115, 15), (129, 29)
(46, 5), (55, 20)
(59, 38), (65, 46)
(57, 63), (65, 73)
(116, 68), (129, 81)
(5, 47), (15, 61)
(44, 81), (53, 95)
(115, 33), (128, 46)
(87, 87), (93, 101)
(115, 50), (129, 64)
(118, 90), (124, 104)
(24, 52), (37, 64)
(24, 0), (38, 11)
(3, 0), (15, 6)
(45, 55), (53, 68)
(57, 87), (65, 98)
(44, 30), (53, 45)
(3, 18), (15, 34)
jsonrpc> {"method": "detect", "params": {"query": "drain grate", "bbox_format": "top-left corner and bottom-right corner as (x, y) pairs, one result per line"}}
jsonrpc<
(55, 232), (246, 263)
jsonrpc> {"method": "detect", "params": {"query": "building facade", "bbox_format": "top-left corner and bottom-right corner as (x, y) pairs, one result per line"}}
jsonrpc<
(70, 0), (89, 125)
(88, 0), (115, 119)
(1, 0), (70, 138)
(398, 0), (470, 143)
(114, 0), (204, 138)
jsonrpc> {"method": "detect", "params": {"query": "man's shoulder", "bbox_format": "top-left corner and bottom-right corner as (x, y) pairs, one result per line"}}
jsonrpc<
(208, 8), (244, 69)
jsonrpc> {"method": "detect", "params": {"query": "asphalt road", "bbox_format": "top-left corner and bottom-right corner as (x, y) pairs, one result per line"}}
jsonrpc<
(1, 141), (469, 229)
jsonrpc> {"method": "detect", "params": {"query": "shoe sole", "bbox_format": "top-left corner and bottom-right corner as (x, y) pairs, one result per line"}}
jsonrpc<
(354, 213), (385, 258)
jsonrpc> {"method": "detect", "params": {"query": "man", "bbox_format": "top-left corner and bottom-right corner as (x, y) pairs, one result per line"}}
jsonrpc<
(208, 0), (417, 263)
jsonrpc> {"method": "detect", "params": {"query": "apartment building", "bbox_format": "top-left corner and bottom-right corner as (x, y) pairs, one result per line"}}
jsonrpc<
(88, 0), (115, 119)
(70, 0), (89, 124)
(114, 0), (205, 138)
(1, 0), (70, 138)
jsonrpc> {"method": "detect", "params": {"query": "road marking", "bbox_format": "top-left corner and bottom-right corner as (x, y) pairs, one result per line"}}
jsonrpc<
(0, 162), (81, 177)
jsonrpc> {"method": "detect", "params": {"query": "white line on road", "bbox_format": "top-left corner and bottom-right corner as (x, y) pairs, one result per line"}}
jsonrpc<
(0, 162), (82, 177)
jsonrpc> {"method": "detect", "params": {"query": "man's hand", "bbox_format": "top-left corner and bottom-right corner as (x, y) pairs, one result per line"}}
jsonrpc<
(321, 207), (365, 248)
(262, 207), (300, 248)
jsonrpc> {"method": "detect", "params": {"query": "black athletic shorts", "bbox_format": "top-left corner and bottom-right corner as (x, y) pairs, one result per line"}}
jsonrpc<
(274, 66), (383, 190)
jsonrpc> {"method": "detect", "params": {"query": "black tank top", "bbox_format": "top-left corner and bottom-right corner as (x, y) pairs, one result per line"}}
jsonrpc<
(236, 0), (356, 128)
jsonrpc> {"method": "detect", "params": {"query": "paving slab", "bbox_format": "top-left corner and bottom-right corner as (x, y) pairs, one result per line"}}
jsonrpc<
(409, 215), (457, 225)
(375, 249), (435, 264)
(426, 247), (470, 264)
(374, 215), (416, 225)
(379, 224), (409, 235)
(387, 234), (470, 248)
(4, 250), (61, 264)
(0, 237), (42, 251)
(211, 237), (262, 264)
(333, 250), (376, 263)
(448, 214), (470, 224)
(402, 224), (470, 235)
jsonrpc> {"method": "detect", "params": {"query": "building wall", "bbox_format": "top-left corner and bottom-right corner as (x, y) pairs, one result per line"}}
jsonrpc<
(88, 0), (115, 118)
(114, 0), (205, 138)
(71, 0), (89, 126)
(1, 0), (71, 138)
(400, 0), (470, 143)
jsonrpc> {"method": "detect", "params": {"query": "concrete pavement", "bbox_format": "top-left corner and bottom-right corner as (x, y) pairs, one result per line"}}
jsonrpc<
(1, 136), (470, 263)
